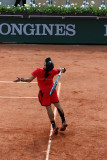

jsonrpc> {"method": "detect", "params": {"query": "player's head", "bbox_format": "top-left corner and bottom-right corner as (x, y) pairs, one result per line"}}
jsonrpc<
(44, 57), (54, 71)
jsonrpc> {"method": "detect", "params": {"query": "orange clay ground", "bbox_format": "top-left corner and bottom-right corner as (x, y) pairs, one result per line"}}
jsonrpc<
(0, 44), (107, 160)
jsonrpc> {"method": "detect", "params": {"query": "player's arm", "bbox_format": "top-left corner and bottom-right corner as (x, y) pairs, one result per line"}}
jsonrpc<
(13, 75), (35, 82)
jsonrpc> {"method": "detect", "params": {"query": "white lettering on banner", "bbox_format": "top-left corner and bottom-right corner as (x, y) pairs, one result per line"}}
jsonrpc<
(11, 24), (23, 35)
(66, 24), (76, 36)
(42, 24), (54, 35)
(0, 23), (76, 36)
(104, 25), (107, 36)
(55, 24), (65, 35)
(35, 24), (41, 35)
(23, 24), (35, 35)
(0, 23), (11, 35)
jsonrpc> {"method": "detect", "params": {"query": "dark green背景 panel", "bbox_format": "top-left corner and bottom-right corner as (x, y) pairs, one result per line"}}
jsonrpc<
(0, 18), (107, 44)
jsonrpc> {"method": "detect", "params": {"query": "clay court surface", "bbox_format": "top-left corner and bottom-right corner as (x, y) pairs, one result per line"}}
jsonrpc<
(0, 44), (107, 160)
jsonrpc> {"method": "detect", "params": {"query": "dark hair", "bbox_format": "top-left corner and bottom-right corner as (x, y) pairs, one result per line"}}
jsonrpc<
(44, 57), (54, 80)
(45, 57), (52, 64)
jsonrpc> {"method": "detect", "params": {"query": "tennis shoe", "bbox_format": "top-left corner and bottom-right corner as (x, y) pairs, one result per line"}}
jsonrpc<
(53, 126), (58, 135)
(60, 121), (68, 131)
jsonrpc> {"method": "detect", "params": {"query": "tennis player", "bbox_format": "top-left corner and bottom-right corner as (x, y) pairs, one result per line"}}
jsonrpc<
(13, 57), (68, 134)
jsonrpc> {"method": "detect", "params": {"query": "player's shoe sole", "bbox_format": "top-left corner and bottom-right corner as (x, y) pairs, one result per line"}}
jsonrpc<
(60, 122), (68, 131)
(53, 127), (59, 135)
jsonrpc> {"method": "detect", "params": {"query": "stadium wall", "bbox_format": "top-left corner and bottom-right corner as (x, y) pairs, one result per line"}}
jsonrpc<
(0, 16), (107, 44)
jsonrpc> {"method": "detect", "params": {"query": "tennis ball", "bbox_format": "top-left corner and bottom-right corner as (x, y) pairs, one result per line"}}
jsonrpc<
(25, 4), (29, 8)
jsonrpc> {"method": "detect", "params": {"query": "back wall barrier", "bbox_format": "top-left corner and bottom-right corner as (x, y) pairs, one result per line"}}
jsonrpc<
(0, 16), (107, 44)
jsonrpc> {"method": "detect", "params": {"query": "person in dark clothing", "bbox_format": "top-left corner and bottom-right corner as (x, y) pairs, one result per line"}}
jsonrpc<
(14, 0), (26, 6)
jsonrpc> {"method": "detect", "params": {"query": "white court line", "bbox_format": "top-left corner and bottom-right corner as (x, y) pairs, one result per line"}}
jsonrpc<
(0, 81), (37, 99)
(0, 96), (38, 99)
(45, 82), (61, 160)
(0, 81), (37, 83)
(0, 80), (61, 159)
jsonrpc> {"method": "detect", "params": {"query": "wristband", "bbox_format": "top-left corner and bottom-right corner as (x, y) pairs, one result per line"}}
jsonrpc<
(20, 78), (24, 82)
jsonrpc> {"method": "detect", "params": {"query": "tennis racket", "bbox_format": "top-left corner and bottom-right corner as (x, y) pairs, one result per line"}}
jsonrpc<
(50, 71), (61, 95)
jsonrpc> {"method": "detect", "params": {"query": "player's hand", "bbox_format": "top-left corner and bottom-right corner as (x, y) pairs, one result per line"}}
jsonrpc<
(61, 68), (66, 73)
(13, 77), (20, 82)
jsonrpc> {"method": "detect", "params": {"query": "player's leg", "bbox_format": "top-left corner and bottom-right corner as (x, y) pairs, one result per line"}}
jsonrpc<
(14, 0), (21, 6)
(45, 105), (58, 134)
(53, 102), (65, 123)
(38, 89), (58, 134)
(53, 102), (68, 131)
(45, 105), (54, 121)
(23, 0), (26, 6)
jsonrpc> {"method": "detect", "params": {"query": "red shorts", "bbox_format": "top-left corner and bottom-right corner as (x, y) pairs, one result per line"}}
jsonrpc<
(38, 88), (59, 106)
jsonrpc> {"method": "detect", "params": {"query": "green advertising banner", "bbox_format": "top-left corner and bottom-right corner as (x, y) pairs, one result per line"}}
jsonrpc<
(0, 17), (107, 44)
